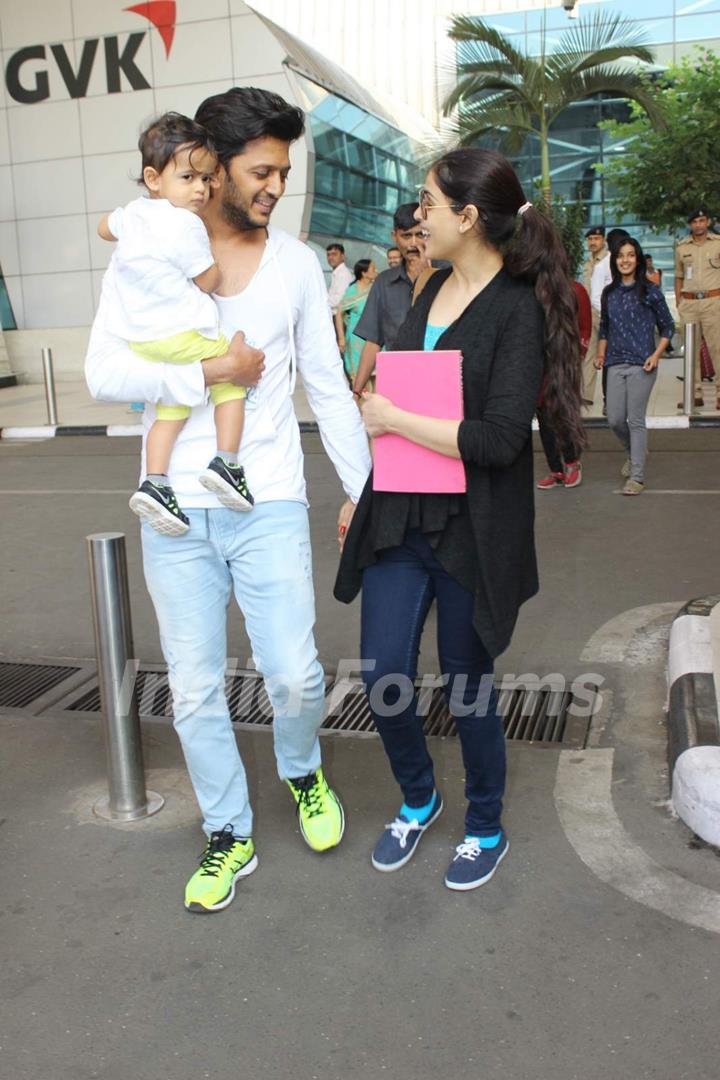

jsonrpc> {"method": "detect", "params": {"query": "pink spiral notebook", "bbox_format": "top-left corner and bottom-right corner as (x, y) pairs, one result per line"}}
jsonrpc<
(373, 349), (466, 494)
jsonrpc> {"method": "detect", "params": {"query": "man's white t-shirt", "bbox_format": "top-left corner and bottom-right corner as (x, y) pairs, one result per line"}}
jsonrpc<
(104, 197), (220, 342)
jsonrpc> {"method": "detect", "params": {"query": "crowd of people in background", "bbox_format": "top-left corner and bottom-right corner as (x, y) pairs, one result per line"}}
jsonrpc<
(325, 196), (719, 499)
(324, 206), (434, 391)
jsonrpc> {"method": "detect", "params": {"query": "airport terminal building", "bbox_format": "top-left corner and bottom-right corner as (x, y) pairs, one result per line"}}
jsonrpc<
(469, 0), (720, 269)
(0, 0), (435, 379)
(3, 0), (719, 380)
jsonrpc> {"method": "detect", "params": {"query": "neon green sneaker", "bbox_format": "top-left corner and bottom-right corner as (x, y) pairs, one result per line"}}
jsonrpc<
(184, 824), (257, 913)
(286, 768), (345, 852)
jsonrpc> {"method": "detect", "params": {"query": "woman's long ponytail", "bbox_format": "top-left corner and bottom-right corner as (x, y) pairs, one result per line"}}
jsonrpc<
(506, 208), (586, 453)
(433, 148), (586, 454)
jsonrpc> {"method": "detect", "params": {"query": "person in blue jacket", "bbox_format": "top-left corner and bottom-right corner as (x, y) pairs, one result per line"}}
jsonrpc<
(595, 236), (674, 494)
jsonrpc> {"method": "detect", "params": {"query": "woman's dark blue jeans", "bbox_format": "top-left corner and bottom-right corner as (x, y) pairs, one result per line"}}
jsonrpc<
(360, 530), (505, 836)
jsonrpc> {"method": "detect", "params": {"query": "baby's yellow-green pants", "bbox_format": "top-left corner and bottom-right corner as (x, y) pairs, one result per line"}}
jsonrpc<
(130, 330), (245, 421)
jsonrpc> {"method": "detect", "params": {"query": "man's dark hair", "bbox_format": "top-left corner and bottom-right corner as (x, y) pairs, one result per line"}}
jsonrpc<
(194, 87), (304, 168)
(606, 228), (630, 254)
(393, 202), (420, 230)
(387, 245), (401, 256)
(327, 243), (345, 254)
(138, 111), (214, 184)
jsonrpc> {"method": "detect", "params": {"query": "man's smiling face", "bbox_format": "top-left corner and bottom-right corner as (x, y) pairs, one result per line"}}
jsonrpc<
(218, 135), (291, 231)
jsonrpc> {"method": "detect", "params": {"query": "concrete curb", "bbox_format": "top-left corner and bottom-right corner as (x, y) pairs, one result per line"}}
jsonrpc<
(0, 424), (144, 439)
(0, 421), (326, 439)
(668, 596), (720, 845)
(2, 416), (720, 440)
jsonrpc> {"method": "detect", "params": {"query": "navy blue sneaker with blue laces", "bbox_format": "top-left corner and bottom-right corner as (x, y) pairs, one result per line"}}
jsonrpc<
(371, 791), (443, 872)
(444, 831), (509, 891)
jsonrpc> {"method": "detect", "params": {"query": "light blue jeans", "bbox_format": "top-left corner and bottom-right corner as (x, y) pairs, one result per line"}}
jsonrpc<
(141, 501), (325, 838)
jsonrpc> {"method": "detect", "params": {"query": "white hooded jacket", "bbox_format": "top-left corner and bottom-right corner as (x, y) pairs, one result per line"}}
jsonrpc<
(86, 227), (371, 507)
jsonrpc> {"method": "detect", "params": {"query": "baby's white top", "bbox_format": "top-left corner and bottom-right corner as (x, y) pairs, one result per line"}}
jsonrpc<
(103, 196), (219, 342)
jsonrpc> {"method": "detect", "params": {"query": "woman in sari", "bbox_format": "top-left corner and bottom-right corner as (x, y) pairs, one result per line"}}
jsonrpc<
(335, 259), (377, 381)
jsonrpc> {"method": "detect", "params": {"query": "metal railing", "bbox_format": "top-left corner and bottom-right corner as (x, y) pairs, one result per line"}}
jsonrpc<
(86, 532), (163, 821)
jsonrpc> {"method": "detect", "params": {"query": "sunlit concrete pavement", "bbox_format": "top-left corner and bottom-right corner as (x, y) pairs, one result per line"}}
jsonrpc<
(2, 430), (720, 1080)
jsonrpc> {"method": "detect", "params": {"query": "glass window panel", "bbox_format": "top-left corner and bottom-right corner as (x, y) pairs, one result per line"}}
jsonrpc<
(352, 112), (394, 147)
(347, 205), (393, 242)
(346, 137), (376, 173)
(637, 18), (675, 44)
(483, 14), (526, 34)
(346, 172), (377, 206)
(595, 0), (673, 15)
(525, 31), (563, 56)
(553, 104), (604, 132)
(548, 128), (604, 152)
(550, 179), (584, 199)
(373, 150), (398, 184)
(396, 160), (415, 189)
(599, 98), (633, 123)
(0, 274), (16, 330)
(314, 96), (363, 137)
(314, 162), (347, 200)
(311, 121), (347, 165)
(676, 12), (720, 40)
(310, 195), (347, 238)
(377, 185), (403, 212)
(297, 80), (429, 247)
(548, 152), (589, 173)
(292, 74), (328, 112)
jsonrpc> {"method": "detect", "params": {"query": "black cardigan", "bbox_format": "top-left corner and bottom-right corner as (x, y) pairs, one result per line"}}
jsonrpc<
(334, 267), (545, 658)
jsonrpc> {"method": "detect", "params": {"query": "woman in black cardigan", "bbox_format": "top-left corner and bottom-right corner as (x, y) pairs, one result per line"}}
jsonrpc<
(334, 148), (584, 891)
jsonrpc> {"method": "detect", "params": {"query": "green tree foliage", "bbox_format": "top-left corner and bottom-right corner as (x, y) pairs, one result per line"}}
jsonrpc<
(535, 192), (587, 278)
(444, 11), (662, 197)
(600, 50), (720, 233)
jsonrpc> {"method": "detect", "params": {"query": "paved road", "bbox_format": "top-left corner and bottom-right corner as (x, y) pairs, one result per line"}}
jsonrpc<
(1, 430), (719, 675)
(2, 431), (720, 1080)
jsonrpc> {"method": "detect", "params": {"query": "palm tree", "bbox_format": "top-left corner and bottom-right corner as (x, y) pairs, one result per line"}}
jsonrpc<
(443, 11), (664, 199)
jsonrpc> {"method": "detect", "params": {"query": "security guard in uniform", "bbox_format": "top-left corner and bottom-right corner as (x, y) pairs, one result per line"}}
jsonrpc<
(675, 206), (720, 407)
(581, 225), (607, 405)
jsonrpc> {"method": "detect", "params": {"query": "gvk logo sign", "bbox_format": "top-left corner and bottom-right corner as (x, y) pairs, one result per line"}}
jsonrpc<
(5, 2), (177, 104)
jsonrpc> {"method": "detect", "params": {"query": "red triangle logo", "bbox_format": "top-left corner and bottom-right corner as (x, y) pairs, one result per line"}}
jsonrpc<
(125, 1), (176, 59)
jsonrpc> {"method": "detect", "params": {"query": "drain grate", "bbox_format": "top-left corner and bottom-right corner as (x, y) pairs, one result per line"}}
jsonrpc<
(64, 669), (592, 747)
(67, 668), (273, 723)
(327, 684), (590, 746)
(0, 660), (82, 709)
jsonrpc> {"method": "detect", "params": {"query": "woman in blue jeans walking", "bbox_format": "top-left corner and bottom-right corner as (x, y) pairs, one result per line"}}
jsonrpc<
(595, 237), (674, 495)
(335, 148), (584, 890)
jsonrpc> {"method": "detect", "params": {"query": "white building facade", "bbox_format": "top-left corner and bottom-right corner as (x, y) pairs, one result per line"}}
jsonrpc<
(0, 0), (434, 380)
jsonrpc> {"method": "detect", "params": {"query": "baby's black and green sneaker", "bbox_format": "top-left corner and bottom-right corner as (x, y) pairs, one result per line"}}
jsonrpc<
(129, 479), (190, 535)
(199, 456), (254, 511)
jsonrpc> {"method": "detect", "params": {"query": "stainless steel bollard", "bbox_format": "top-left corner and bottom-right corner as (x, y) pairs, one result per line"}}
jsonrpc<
(86, 532), (164, 821)
(41, 347), (58, 426)
(683, 323), (697, 415)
